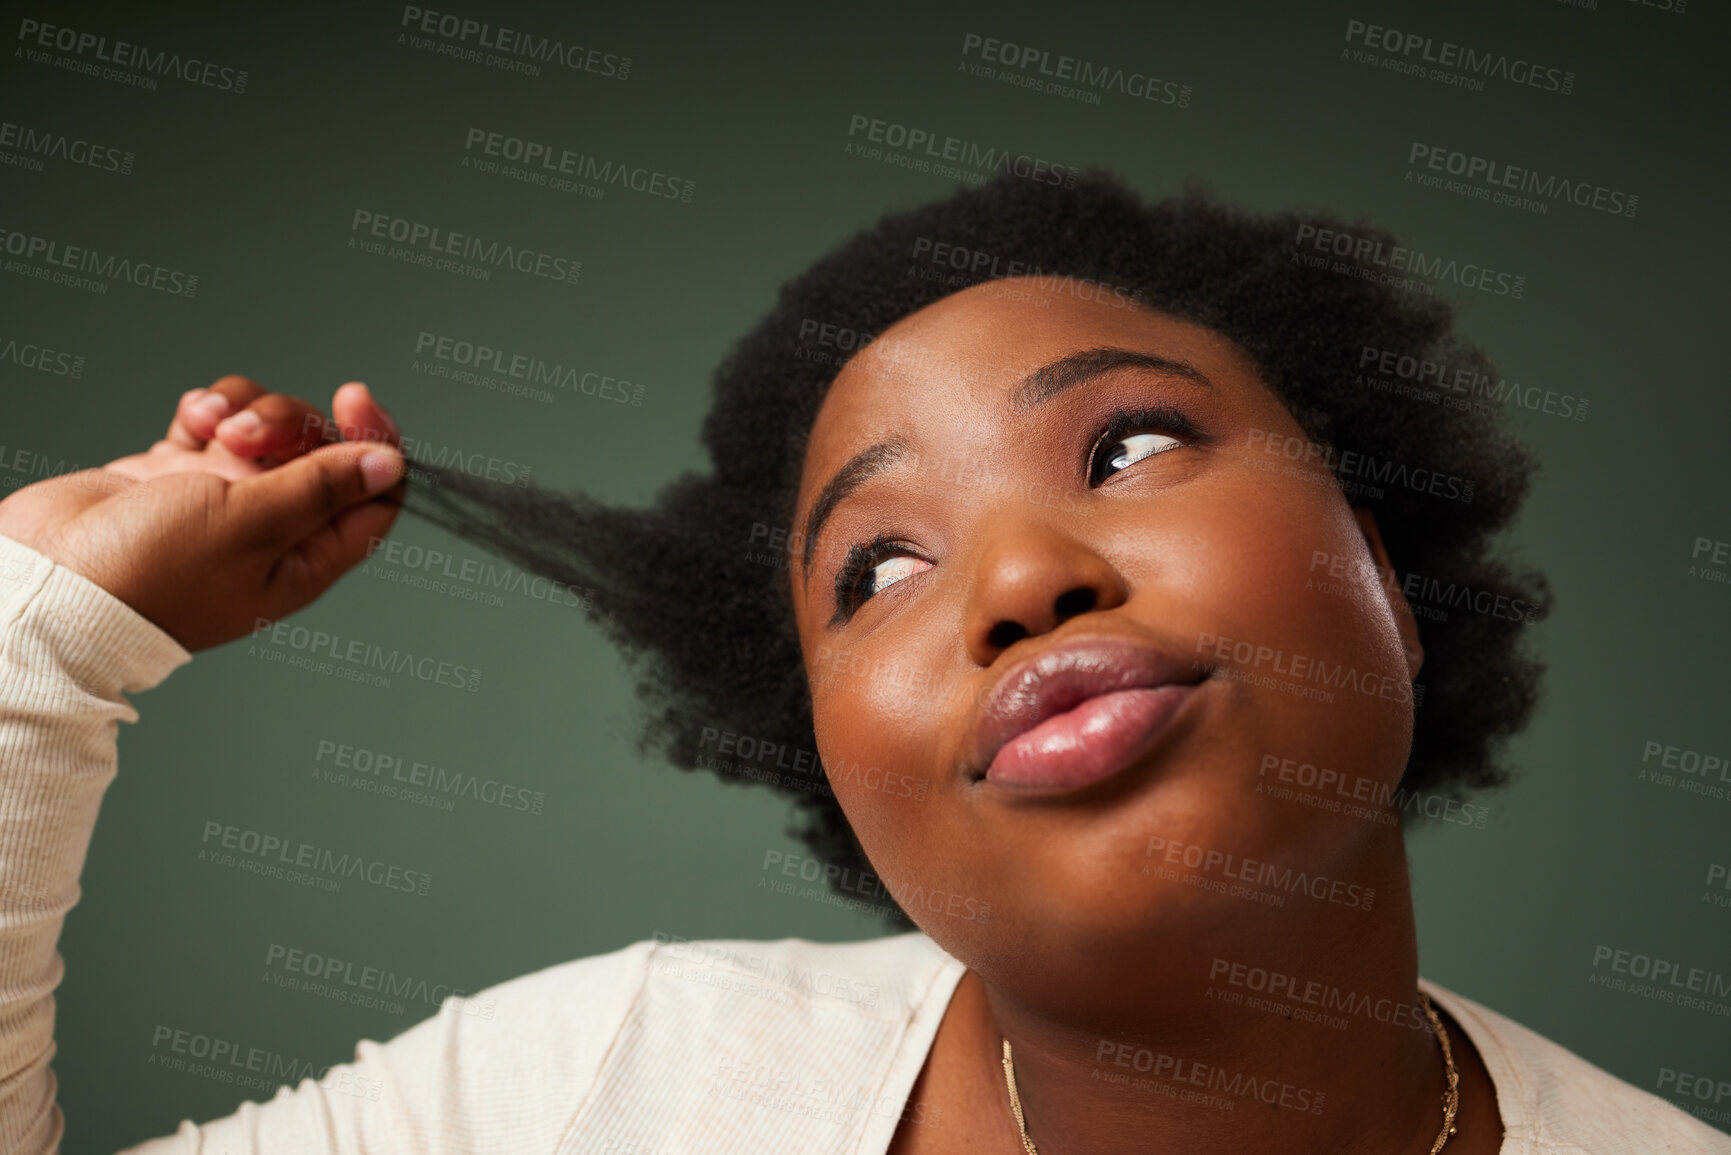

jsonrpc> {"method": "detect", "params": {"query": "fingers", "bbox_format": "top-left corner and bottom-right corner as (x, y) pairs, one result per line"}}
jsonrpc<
(331, 382), (401, 447)
(227, 440), (405, 555)
(265, 492), (404, 609)
(168, 378), (400, 471)
(168, 375), (267, 449)
(212, 392), (334, 463)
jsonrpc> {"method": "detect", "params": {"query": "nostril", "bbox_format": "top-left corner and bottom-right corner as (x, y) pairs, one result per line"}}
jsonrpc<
(987, 621), (1028, 650)
(1054, 587), (1097, 621)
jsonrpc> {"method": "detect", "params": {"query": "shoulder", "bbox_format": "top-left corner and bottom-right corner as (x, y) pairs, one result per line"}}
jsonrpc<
(379, 930), (957, 1092)
(128, 942), (666, 1153)
(129, 937), (962, 1153)
(334, 938), (659, 1148)
(1421, 980), (1731, 1154)
(554, 932), (964, 1148)
(461, 930), (955, 1030)
(639, 929), (960, 1023)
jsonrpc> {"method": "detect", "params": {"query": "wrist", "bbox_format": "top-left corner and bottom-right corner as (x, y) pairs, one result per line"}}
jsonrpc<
(0, 532), (193, 697)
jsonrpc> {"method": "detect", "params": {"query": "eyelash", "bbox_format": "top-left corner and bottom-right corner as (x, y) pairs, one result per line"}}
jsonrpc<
(832, 532), (910, 626)
(829, 404), (1210, 624)
(1085, 404), (1207, 486)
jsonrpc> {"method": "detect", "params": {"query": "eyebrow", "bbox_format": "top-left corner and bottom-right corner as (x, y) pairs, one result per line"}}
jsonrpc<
(801, 438), (908, 573)
(798, 345), (1213, 580)
(1010, 345), (1212, 409)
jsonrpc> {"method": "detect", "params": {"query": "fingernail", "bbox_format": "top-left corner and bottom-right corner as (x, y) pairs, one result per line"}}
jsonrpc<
(218, 410), (262, 438)
(361, 450), (404, 493)
(192, 392), (231, 422)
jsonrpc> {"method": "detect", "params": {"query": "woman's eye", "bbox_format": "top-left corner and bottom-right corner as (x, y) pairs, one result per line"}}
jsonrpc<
(1085, 404), (1203, 487)
(832, 537), (934, 625)
(1092, 431), (1181, 484)
(860, 554), (930, 598)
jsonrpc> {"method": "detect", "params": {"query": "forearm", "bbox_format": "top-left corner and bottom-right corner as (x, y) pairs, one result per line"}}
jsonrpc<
(0, 533), (191, 1153)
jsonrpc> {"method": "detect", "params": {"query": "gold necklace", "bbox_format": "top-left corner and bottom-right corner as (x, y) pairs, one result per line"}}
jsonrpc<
(1000, 989), (1460, 1154)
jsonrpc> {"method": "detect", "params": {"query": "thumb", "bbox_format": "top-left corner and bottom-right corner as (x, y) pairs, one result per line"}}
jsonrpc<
(229, 441), (405, 550)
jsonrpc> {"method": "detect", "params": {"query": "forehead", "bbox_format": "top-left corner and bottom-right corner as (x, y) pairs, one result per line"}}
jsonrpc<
(797, 277), (1262, 498)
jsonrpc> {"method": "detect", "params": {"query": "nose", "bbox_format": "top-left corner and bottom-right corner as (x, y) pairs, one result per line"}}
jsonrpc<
(963, 519), (1129, 666)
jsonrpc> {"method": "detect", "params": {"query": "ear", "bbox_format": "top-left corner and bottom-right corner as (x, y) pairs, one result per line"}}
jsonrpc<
(1351, 507), (1424, 681)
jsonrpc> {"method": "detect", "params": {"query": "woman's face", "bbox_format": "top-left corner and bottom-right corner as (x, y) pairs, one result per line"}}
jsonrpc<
(789, 277), (1422, 999)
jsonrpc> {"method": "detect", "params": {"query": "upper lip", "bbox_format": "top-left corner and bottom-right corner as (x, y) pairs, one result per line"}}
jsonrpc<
(965, 634), (1208, 780)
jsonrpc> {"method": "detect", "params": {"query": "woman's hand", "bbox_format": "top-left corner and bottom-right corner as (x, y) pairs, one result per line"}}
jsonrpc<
(0, 375), (408, 653)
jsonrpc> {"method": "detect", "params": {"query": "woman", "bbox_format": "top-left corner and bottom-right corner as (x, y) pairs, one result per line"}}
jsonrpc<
(0, 173), (1721, 1153)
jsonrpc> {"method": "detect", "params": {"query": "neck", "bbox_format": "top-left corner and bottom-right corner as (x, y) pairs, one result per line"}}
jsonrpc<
(975, 827), (1448, 1155)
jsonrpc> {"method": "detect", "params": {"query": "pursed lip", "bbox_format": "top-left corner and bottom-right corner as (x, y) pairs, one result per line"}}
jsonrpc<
(965, 634), (1208, 785)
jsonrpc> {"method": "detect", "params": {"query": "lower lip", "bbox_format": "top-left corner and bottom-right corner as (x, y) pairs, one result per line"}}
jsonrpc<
(984, 685), (1196, 794)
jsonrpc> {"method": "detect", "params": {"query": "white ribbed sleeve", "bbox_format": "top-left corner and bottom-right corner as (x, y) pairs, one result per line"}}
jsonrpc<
(0, 532), (192, 1152)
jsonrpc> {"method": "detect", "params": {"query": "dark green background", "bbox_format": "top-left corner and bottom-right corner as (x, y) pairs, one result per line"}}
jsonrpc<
(2, 0), (1726, 1149)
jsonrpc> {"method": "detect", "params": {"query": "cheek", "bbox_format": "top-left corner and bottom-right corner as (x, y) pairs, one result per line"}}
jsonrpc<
(1150, 469), (1415, 798)
(808, 618), (960, 858)
(809, 618), (951, 750)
